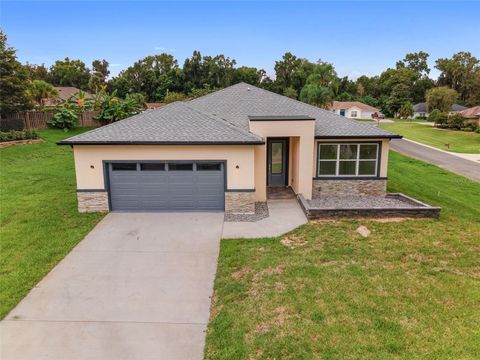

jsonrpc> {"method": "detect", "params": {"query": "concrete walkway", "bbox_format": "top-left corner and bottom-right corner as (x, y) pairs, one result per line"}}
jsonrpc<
(222, 199), (308, 239)
(1, 212), (224, 360)
(390, 138), (480, 182)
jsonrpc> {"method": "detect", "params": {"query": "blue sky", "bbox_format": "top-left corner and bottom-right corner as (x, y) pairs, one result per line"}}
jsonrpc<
(1, 1), (479, 79)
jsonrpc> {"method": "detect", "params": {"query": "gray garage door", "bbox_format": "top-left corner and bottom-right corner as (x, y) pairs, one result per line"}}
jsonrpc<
(108, 161), (225, 211)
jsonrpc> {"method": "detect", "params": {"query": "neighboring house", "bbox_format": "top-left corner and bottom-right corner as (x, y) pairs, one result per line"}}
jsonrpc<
(146, 103), (163, 109)
(412, 102), (468, 118)
(59, 83), (400, 215)
(459, 106), (480, 125)
(328, 101), (380, 119)
(43, 87), (93, 106)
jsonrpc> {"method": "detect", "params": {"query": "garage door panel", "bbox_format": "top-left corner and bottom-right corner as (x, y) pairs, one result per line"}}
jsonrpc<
(109, 161), (224, 211)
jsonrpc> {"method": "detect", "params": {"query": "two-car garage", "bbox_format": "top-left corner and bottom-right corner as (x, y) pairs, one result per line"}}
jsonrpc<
(107, 161), (225, 211)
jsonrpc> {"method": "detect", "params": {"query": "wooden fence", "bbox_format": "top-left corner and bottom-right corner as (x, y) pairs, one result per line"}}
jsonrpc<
(0, 111), (99, 131)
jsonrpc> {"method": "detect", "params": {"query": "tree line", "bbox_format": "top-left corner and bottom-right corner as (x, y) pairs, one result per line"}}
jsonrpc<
(1, 30), (479, 118)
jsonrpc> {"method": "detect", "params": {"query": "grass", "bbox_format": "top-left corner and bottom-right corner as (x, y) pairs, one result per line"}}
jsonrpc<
(0, 128), (104, 319)
(379, 122), (480, 153)
(205, 151), (480, 359)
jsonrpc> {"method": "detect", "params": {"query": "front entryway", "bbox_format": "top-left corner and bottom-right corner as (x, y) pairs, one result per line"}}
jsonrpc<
(267, 138), (288, 187)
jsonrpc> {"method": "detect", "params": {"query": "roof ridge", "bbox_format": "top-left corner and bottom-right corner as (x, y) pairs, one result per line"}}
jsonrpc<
(182, 102), (262, 141)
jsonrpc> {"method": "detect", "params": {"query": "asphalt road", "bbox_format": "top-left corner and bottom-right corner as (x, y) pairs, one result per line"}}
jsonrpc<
(390, 139), (480, 182)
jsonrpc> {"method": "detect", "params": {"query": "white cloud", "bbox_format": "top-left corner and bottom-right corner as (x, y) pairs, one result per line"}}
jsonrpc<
(153, 46), (176, 53)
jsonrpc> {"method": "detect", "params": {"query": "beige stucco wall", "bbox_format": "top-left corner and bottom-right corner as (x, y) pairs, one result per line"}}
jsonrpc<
(250, 120), (315, 200)
(315, 138), (390, 177)
(73, 145), (256, 190)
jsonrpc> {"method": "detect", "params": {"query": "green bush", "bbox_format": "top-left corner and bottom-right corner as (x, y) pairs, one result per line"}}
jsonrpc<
(447, 114), (466, 130)
(0, 130), (39, 142)
(48, 107), (79, 131)
(428, 109), (448, 124)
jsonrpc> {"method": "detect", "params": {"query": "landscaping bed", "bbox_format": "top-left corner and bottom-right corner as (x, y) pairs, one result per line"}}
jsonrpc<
(298, 193), (440, 219)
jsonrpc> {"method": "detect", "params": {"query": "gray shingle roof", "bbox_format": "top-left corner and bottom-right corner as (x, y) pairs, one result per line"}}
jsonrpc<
(414, 102), (468, 113)
(61, 82), (399, 145)
(188, 83), (398, 138)
(59, 102), (263, 145)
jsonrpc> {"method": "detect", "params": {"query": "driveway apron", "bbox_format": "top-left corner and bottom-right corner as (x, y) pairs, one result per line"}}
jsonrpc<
(1, 212), (224, 360)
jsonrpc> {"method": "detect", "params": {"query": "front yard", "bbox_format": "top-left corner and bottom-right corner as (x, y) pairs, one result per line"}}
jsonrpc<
(205, 152), (480, 359)
(379, 122), (480, 153)
(0, 128), (104, 319)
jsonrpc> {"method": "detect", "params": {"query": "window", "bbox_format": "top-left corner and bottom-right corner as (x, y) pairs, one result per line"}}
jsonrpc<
(317, 143), (379, 177)
(197, 163), (222, 171)
(112, 163), (137, 171)
(140, 163), (165, 171)
(168, 163), (193, 171)
(350, 111), (358, 117)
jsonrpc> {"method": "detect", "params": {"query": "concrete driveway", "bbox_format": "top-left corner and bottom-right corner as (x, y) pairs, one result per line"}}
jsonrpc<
(1, 212), (224, 360)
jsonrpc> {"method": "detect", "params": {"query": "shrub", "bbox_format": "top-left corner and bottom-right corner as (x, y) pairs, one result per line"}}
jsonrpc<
(163, 91), (188, 104)
(447, 114), (466, 130)
(94, 91), (143, 124)
(429, 109), (448, 125)
(48, 107), (79, 131)
(0, 129), (39, 142)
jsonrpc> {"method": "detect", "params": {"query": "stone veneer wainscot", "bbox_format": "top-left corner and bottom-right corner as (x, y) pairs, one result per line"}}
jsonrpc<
(77, 191), (109, 212)
(312, 179), (387, 198)
(225, 191), (255, 214)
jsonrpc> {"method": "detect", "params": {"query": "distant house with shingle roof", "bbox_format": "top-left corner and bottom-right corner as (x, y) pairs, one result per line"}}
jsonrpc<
(412, 102), (467, 118)
(328, 101), (380, 119)
(43, 87), (93, 106)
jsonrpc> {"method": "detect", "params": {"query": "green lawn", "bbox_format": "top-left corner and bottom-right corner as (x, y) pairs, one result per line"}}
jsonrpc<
(206, 152), (480, 359)
(0, 128), (104, 319)
(379, 122), (480, 153)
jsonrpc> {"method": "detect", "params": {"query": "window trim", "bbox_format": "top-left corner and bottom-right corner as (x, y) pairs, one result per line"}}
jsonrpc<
(316, 142), (381, 178)
(350, 110), (358, 118)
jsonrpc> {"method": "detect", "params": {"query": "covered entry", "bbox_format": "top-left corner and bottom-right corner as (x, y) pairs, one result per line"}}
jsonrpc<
(108, 161), (225, 211)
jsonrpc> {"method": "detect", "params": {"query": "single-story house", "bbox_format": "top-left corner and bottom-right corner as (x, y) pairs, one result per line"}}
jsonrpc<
(460, 106), (480, 126)
(412, 102), (467, 118)
(43, 87), (93, 106)
(59, 83), (401, 215)
(328, 101), (380, 119)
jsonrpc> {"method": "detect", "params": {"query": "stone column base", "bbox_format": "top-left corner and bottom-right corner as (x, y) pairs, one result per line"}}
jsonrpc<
(225, 191), (255, 214)
(312, 179), (387, 198)
(77, 191), (109, 212)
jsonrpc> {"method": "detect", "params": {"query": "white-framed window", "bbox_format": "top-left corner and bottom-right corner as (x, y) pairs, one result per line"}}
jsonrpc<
(350, 110), (358, 118)
(317, 143), (379, 177)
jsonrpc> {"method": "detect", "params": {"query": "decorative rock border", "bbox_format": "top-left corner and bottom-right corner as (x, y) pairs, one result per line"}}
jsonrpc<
(0, 139), (43, 149)
(224, 202), (269, 222)
(297, 193), (440, 219)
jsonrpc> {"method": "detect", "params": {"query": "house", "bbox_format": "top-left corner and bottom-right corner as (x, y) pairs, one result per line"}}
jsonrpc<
(459, 106), (480, 126)
(59, 83), (401, 215)
(412, 102), (467, 118)
(146, 103), (164, 109)
(328, 101), (380, 119)
(43, 87), (93, 106)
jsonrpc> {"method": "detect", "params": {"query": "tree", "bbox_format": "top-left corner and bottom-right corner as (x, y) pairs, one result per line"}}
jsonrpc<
(28, 80), (57, 107)
(384, 84), (412, 117)
(94, 91), (143, 124)
(298, 62), (338, 108)
(234, 66), (265, 86)
(48, 58), (90, 89)
(24, 63), (48, 81)
(426, 87), (458, 113)
(436, 52), (480, 102)
(163, 91), (188, 104)
(89, 59), (109, 92)
(0, 31), (32, 116)
(283, 87), (298, 99)
(396, 51), (430, 76)
(114, 53), (180, 101)
(428, 109), (448, 126)
(398, 101), (414, 119)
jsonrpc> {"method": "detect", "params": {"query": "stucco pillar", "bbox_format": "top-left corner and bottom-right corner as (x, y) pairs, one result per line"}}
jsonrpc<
(297, 135), (314, 200)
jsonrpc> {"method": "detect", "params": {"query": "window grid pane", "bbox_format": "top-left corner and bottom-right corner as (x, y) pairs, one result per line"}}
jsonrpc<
(317, 143), (378, 177)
